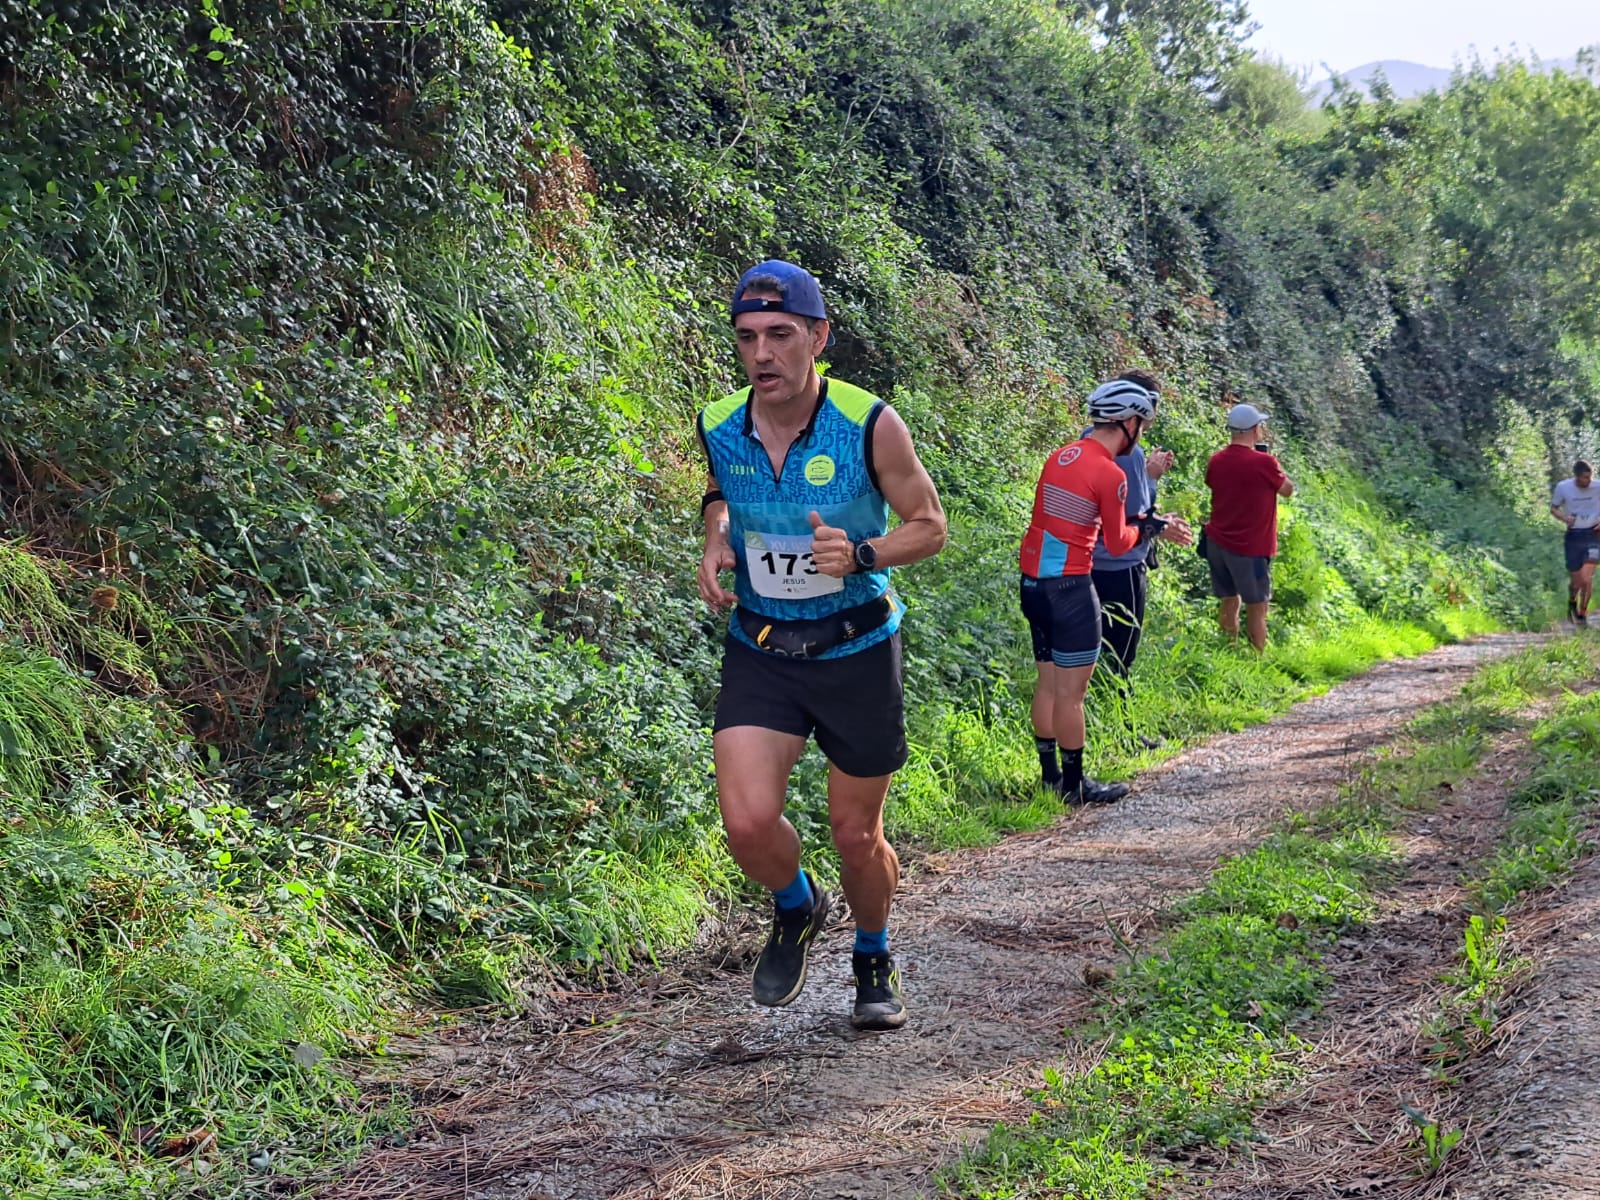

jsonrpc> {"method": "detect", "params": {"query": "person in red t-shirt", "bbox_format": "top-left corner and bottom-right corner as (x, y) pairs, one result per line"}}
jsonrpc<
(1203, 403), (1294, 650)
(1020, 380), (1166, 804)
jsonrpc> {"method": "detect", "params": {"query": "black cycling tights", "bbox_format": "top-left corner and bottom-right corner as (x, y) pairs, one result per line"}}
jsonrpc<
(1091, 562), (1147, 680)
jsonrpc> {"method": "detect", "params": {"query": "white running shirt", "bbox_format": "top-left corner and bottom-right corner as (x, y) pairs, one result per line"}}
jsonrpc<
(1552, 477), (1600, 530)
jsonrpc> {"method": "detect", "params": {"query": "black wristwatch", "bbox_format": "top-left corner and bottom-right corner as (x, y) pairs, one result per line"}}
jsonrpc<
(852, 539), (879, 572)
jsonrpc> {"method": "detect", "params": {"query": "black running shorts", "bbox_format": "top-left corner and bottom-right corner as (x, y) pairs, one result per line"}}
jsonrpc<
(1565, 529), (1600, 573)
(1019, 573), (1102, 668)
(714, 633), (907, 778)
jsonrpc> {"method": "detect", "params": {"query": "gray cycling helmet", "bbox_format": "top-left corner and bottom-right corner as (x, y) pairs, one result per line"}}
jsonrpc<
(1086, 379), (1158, 423)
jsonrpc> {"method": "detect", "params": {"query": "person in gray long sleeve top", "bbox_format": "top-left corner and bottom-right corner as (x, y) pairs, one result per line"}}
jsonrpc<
(1087, 372), (1192, 701)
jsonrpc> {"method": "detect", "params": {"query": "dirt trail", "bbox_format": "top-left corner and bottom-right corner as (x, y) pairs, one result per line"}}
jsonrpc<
(1454, 856), (1600, 1200)
(319, 633), (1545, 1200)
(1162, 661), (1600, 1200)
(1175, 723), (1542, 1199)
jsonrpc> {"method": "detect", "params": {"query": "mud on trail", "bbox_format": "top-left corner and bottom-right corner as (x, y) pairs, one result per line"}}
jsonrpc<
(316, 634), (1546, 1200)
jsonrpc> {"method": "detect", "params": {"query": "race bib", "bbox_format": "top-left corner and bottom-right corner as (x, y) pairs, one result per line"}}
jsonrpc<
(744, 529), (844, 600)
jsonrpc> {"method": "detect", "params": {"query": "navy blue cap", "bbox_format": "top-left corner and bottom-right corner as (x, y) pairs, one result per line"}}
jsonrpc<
(730, 260), (835, 347)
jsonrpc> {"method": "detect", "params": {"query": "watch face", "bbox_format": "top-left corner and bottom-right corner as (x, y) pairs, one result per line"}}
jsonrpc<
(854, 541), (877, 570)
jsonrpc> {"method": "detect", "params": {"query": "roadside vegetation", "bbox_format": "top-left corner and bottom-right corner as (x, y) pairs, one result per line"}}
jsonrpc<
(1, 0), (1597, 1194)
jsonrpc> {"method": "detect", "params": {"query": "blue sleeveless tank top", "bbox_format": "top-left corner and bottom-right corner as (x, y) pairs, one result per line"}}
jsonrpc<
(698, 377), (900, 659)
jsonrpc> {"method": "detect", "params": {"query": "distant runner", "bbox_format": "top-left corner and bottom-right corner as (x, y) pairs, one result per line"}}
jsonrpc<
(697, 260), (947, 1031)
(1551, 459), (1599, 626)
(1020, 379), (1168, 803)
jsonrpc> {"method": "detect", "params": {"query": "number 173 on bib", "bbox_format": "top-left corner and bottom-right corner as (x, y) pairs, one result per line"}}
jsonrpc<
(744, 529), (845, 600)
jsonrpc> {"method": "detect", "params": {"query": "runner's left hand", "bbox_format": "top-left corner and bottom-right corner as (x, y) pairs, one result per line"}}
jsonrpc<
(1147, 447), (1176, 480)
(808, 510), (854, 577)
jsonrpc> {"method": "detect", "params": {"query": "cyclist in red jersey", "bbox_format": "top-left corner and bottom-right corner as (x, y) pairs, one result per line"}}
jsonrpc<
(1020, 380), (1166, 804)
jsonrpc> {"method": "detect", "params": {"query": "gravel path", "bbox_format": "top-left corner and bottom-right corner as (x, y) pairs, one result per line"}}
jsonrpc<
(318, 633), (1546, 1200)
(1165, 653), (1600, 1200)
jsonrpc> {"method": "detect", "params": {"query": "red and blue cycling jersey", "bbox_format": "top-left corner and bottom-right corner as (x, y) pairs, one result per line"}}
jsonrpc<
(1019, 438), (1139, 578)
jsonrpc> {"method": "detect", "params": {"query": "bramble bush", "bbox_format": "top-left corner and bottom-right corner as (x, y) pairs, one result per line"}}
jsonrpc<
(0, 0), (1594, 1192)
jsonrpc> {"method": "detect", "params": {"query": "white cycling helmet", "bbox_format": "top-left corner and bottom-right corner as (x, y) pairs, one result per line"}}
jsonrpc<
(1086, 379), (1158, 423)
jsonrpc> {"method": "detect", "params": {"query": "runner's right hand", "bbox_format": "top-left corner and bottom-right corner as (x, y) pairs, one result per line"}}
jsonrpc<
(699, 543), (737, 611)
(1157, 513), (1194, 547)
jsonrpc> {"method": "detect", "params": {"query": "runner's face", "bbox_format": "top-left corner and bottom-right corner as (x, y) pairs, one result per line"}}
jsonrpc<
(1579, 470), (1593, 489)
(734, 300), (827, 405)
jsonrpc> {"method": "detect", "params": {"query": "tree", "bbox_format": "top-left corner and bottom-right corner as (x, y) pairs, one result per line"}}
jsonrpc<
(1057, 0), (1252, 85)
(1215, 56), (1313, 131)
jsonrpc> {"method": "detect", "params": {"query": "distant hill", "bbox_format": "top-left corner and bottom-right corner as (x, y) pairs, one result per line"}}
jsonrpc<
(1311, 59), (1450, 102)
(1310, 51), (1594, 103)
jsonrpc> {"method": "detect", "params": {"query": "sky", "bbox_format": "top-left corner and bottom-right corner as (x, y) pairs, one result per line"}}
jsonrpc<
(1244, 0), (1600, 81)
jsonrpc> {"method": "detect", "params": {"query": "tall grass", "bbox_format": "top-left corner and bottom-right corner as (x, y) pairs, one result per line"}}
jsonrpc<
(0, 560), (393, 1198)
(0, 647), (90, 807)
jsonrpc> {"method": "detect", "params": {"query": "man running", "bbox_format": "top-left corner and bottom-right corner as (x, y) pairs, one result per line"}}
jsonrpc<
(1203, 403), (1293, 651)
(1551, 459), (1599, 625)
(1021, 379), (1167, 803)
(697, 260), (947, 1031)
(1088, 370), (1192, 700)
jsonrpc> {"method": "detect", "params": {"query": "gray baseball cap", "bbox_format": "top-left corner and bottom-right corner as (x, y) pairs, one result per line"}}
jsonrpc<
(1226, 403), (1270, 431)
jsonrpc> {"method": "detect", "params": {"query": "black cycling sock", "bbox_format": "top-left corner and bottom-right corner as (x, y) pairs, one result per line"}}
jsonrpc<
(1060, 746), (1084, 794)
(1036, 736), (1061, 786)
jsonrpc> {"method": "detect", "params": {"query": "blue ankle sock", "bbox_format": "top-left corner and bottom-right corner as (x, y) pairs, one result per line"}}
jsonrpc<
(854, 926), (889, 956)
(773, 869), (813, 912)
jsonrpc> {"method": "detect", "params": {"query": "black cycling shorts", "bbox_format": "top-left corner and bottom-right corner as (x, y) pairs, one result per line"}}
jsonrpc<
(1565, 529), (1600, 573)
(713, 633), (907, 778)
(1019, 574), (1102, 668)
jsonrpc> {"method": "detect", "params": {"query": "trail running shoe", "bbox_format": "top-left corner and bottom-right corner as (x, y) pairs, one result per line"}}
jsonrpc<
(1572, 600), (1581, 624)
(751, 886), (831, 1007)
(1579, 611), (1590, 627)
(851, 951), (907, 1031)
(1065, 776), (1130, 805)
